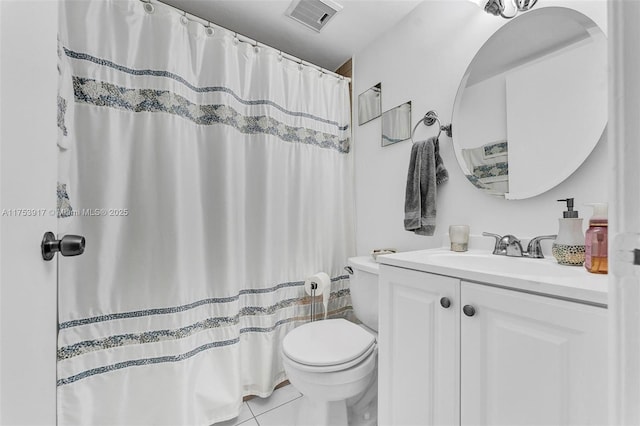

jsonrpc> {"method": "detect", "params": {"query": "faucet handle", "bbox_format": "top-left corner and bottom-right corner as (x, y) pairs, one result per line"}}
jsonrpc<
(482, 232), (504, 255)
(526, 235), (557, 259)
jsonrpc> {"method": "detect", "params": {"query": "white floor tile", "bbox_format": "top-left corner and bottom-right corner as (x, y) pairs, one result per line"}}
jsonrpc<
(254, 397), (306, 426)
(246, 384), (302, 417)
(212, 402), (253, 426)
(238, 419), (259, 426)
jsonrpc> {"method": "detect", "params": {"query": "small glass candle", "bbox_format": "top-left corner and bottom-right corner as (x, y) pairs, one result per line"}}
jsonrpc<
(449, 225), (470, 252)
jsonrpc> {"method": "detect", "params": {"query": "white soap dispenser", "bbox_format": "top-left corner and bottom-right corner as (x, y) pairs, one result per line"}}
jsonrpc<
(552, 198), (586, 266)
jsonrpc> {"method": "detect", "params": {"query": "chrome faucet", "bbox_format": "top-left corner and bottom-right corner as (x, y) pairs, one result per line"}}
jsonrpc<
(482, 232), (522, 256)
(482, 232), (557, 258)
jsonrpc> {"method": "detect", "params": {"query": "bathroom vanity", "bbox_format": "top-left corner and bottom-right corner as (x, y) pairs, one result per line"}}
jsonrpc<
(377, 249), (608, 426)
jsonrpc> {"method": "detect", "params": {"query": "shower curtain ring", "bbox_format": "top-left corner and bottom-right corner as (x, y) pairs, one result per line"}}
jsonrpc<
(205, 23), (214, 36)
(142, 1), (154, 14)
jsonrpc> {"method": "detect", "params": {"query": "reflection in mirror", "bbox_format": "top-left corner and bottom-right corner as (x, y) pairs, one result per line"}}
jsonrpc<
(452, 7), (607, 199)
(358, 83), (382, 125)
(382, 101), (412, 147)
(461, 140), (509, 195)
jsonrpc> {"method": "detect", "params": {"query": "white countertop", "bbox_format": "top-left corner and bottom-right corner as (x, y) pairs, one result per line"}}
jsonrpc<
(377, 248), (608, 306)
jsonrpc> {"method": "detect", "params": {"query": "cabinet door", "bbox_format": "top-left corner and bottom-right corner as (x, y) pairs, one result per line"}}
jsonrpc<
(378, 265), (460, 426)
(460, 282), (608, 426)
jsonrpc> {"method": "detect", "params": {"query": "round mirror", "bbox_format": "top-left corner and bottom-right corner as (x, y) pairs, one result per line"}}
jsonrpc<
(451, 7), (607, 199)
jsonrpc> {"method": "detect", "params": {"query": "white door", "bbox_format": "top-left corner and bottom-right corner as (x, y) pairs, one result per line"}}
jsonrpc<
(460, 282), (608, 426)
(378, 265), (459, 426)
(0, 1), (59, 424)
(608, 2), (640, 424)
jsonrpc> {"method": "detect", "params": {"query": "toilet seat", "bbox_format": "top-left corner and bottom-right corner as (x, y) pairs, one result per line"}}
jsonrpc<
(283, 342), (376, 373)
(282, 319), (376, 373)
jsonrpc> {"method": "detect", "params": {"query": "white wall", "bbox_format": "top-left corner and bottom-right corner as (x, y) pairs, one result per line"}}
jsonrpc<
(352, 0), (607, 256)
(0, 1), (58, 424)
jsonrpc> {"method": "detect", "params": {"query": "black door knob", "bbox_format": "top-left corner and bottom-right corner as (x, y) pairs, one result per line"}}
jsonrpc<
(463, 305), (476, 317)
(440, 297), (451, 309)
(41, 232), (86, 261)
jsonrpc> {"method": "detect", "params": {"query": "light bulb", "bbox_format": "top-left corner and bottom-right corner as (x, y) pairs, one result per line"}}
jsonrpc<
(469, 0), (538, 19)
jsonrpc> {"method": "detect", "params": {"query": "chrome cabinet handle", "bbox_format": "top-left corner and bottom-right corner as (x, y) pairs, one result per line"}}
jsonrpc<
(463, 305), (476, 317)
(440, 297), (451, 309)
(41, 232), (85, 261)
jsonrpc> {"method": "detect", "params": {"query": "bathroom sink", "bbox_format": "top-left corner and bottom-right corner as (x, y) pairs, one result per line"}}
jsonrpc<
(377, 248), (608, 305)
(422, 251), (580, 278)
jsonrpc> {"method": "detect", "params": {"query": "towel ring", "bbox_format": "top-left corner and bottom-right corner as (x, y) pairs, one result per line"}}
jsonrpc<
(411, 110), (452, 143)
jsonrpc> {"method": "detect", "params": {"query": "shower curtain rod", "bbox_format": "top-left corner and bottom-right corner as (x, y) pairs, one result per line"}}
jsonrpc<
(142, 0), (351, 82)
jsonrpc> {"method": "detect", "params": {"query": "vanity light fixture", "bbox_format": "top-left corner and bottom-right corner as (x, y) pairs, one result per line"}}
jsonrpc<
(470, 0), (538, 19)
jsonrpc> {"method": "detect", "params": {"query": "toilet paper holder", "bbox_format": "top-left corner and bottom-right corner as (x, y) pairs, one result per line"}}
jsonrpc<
(305, 272), (331, 322)
(310, 282), (318, 322)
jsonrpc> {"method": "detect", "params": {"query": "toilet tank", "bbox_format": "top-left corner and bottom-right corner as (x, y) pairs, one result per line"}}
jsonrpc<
(347, 256), (379, 332)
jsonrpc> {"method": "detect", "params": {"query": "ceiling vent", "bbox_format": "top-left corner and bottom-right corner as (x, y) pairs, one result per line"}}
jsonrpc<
(286, 0), (344, 33)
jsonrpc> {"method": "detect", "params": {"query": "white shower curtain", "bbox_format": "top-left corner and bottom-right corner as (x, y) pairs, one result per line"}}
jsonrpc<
(56, 1), (354, 425)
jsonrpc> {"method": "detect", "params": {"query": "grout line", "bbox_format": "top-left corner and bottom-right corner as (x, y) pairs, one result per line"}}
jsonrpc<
(247, 386), (295, 417)
(245, 401), (257, 418)
(238, 418), (257, 426)
(253, 394), (304, 420)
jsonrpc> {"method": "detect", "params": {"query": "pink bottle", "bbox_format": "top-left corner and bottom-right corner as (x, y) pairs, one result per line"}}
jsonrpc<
(584, 203), (608, 274)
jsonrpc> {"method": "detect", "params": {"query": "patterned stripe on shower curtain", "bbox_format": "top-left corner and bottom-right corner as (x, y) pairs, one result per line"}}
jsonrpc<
(56, 1), (354, 425)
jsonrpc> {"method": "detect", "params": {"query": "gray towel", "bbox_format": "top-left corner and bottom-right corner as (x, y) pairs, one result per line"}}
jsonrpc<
(404, 137), (448, 236)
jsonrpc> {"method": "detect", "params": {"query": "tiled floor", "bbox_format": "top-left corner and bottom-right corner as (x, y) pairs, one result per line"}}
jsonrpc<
(212, 383), (304, 426)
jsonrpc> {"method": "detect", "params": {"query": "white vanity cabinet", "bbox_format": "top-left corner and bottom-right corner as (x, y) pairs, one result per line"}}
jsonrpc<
(460, 281), (608, 425)
(378, 265), (460, 426)
(378, 264), (608, 426)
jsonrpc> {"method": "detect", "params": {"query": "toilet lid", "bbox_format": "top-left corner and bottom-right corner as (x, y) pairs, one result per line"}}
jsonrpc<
(282, 319), (376, 367)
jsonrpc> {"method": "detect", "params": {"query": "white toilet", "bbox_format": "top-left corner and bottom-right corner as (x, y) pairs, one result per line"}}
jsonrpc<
(281, 256), (380, 426)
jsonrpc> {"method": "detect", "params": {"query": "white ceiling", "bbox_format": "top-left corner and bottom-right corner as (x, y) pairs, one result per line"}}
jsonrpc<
(160, 0), (424, 71)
